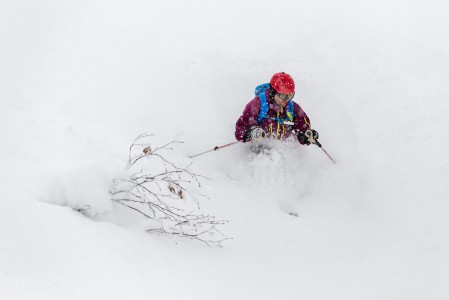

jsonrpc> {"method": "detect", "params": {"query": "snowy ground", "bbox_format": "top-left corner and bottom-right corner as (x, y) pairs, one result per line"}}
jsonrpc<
(1, 0), (449, 299)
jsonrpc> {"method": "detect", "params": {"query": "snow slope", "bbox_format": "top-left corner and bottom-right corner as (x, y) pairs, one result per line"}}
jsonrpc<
(1, 0), (449, 299)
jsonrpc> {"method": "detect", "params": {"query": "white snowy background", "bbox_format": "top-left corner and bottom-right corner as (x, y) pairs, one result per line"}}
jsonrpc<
(1, 0), (449, 299)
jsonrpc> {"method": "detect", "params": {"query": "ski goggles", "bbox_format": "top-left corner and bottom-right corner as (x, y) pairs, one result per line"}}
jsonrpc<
(277, 93), (295, 102)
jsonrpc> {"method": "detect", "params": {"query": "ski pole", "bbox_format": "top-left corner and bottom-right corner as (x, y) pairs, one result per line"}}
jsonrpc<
(189, 141), (240, 158)
(305, 130), (336, 164)
(315, 142), (336, 164)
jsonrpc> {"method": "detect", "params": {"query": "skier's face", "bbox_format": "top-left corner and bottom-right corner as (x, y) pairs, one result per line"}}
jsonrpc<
(274, 93), (294, 107)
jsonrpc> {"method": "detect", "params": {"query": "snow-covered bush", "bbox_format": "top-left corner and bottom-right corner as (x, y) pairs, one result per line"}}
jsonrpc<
(109, 134), (229, 246)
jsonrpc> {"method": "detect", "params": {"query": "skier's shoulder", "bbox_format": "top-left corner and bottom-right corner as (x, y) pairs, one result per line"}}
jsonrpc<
(290, 100), (301, 109)
(249, 95), (262, 105)
(291, 100), (307, 116)
(244, 96), (262, 115)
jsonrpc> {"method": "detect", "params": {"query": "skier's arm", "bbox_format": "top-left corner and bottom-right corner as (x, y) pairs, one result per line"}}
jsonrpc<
(235, 98), (260, 141)
(293, 103), (313, 145)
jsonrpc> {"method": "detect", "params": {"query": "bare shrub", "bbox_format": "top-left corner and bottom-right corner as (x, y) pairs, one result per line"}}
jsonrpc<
(109, 134), (229, 246)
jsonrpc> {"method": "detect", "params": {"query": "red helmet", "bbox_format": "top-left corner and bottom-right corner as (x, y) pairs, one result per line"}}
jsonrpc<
(270, 72), (295, 94)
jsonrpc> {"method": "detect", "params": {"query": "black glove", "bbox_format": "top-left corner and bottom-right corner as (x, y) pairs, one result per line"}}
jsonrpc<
(243, 126), (266, 142)
(298, 129), (319, 145)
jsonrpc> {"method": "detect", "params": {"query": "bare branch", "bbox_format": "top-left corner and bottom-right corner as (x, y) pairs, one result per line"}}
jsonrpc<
(110, 134), (229, 246)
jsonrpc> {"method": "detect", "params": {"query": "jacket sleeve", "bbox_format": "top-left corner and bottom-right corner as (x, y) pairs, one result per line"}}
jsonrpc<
(293, 102), (312, 144)
(235, 98), (261, 141)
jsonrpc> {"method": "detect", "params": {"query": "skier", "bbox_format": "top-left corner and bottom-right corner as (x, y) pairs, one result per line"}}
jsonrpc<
(235, 72), (319, 145)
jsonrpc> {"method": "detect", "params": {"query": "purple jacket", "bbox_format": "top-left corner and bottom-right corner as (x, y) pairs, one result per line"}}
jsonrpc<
(235, 91), (311, 142)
